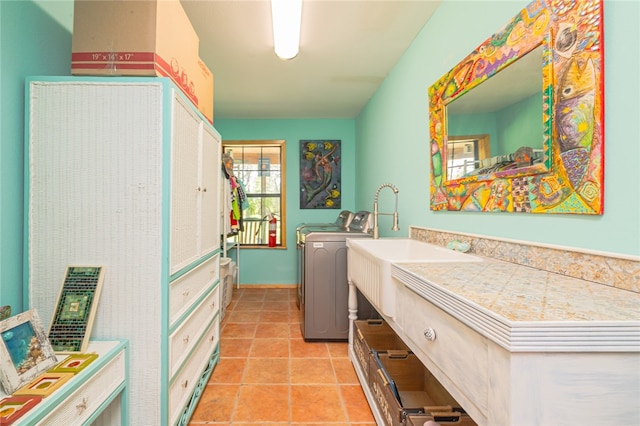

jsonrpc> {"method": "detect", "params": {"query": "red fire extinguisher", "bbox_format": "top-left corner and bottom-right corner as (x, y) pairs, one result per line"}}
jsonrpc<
(268, 214), (277, 247)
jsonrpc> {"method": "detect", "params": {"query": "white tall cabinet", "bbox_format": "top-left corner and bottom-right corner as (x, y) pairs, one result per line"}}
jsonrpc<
(25, 77), (222, 425)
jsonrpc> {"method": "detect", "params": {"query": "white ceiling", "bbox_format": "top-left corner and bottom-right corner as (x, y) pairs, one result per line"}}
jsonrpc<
(181, 0), (441, 119)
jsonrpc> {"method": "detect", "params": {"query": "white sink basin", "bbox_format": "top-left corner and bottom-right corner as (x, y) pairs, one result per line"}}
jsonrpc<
(347, 238), (483, 318)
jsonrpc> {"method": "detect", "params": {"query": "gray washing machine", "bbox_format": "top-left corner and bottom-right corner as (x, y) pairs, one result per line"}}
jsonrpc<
(295, 210), (354, 245)
(295, 210), (354, 309)
(298, 211), (378, 340)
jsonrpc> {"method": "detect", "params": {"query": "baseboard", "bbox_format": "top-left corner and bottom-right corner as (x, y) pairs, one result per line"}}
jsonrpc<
(238, 283), (297, 289)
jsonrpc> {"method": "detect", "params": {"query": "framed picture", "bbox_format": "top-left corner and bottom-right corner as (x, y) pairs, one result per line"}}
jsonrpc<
(0, 306), (11, 321)
(0, 395), (42, 425)
(49, 353), (98, 374)
(48, 266), (105, 353)
(0, 309), (58, 395)
(12, 372), (74, 398)
(300, 140), (342, 209)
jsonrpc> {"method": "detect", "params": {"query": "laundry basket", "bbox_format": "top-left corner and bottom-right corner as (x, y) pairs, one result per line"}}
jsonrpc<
(220, 257), (235, 319)
(225, 260), (236, 307)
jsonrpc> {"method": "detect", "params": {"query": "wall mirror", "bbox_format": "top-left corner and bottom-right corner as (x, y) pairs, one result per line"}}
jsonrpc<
(429, 0), (604, 214)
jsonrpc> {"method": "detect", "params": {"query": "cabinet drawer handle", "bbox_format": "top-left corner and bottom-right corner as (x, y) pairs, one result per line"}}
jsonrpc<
(76, 397), (88, 413)
(209, 334), (215, 342)
(202, 187), (207, 192)
(423, 327), (436, 341)
(182, 379), (188, 389)
(376, 369), (389, 386)
(183, 289), (190, 297)
(183, 334), (189, 344)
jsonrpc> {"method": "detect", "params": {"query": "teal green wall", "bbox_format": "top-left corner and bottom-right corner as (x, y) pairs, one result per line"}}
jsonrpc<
(1, 1), (72, 312)
(1, 1), (638, 303)
(355, 0), (640, 257)
(448, 112), (497, 153)
(214, 119), (356, 285)
(497, 93), (543, 154)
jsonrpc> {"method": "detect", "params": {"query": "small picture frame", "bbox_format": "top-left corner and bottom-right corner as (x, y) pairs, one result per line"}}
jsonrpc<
(12, 372), (74, 398)
(0, 306), (11, 321)
(48, 266), (105, 353)
(49, 353), (98, 374)
(0, 395), (43, 425)
(0, 309), (58, 395)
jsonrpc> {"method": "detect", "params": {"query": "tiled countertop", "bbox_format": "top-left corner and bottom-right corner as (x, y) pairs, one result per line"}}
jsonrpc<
(392, 259), (640, 351)
(396, 259), (640, 321)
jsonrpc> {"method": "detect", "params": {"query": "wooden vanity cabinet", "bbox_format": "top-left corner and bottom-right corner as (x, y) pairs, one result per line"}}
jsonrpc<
(349, 261), (640, 426)
(391, 263), (640, 425)
(395, 284), (490, 422)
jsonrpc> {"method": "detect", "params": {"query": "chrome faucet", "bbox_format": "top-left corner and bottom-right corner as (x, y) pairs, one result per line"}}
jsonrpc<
(373, 183), (399, 239)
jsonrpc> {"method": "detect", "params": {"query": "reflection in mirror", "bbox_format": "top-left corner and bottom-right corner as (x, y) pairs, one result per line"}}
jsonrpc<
(446, 135), (490, 180)
(446, 46), (544, 181)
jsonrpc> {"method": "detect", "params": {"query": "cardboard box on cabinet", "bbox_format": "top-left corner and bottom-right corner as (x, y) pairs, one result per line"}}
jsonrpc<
(193, 56), (214, 123)
(71, 0), (214, 123)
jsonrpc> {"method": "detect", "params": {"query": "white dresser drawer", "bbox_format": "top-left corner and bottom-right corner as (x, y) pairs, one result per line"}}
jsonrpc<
(36, 349), (126, 425)
(169, 316), (219, 425)
(169, 285), (219, 377)
(401, 289), (489, 418)
(170, 255), (219, 327)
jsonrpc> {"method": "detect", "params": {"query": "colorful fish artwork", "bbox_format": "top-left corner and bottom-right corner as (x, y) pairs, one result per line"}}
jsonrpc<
(300, 140), (342, 209)
(428, 0), (603, 215)
(556, 55), (596, 189)
(430, 140), (443, 187)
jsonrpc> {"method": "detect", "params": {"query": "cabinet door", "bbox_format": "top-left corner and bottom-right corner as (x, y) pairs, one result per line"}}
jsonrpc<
(170, 94), (202, 274)
(200, 125), (221, 257)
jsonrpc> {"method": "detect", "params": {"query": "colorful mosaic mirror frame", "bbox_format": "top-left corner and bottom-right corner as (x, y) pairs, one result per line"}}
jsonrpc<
(429, 0), (604, 214)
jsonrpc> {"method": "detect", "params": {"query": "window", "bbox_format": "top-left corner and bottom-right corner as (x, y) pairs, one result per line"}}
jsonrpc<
(446, 135), (490, 180)
(223, 140), (286, 248)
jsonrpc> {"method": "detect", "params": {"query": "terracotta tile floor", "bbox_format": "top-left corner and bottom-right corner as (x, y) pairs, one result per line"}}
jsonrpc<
(189, 287), (376, 425)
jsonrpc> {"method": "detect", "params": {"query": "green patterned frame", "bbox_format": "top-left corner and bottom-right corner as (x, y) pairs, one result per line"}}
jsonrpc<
(429, 0), (604, 214)
(48, 266), (105, 353)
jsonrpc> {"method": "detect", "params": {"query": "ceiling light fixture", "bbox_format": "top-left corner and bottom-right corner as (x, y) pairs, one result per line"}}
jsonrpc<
(271, 0), (302, 60)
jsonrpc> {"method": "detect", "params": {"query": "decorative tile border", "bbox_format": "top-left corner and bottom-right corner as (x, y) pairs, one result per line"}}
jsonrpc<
(409, 226), (640, 294)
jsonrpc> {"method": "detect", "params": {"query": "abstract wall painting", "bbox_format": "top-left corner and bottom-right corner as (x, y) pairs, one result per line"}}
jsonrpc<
(300, 140), (342, 209)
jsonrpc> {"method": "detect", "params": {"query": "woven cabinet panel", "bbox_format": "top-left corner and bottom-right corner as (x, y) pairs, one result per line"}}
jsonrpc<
(199, 124), (222, 257)
(28, 81), (165, 424)
(169, 95), (201, 274)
